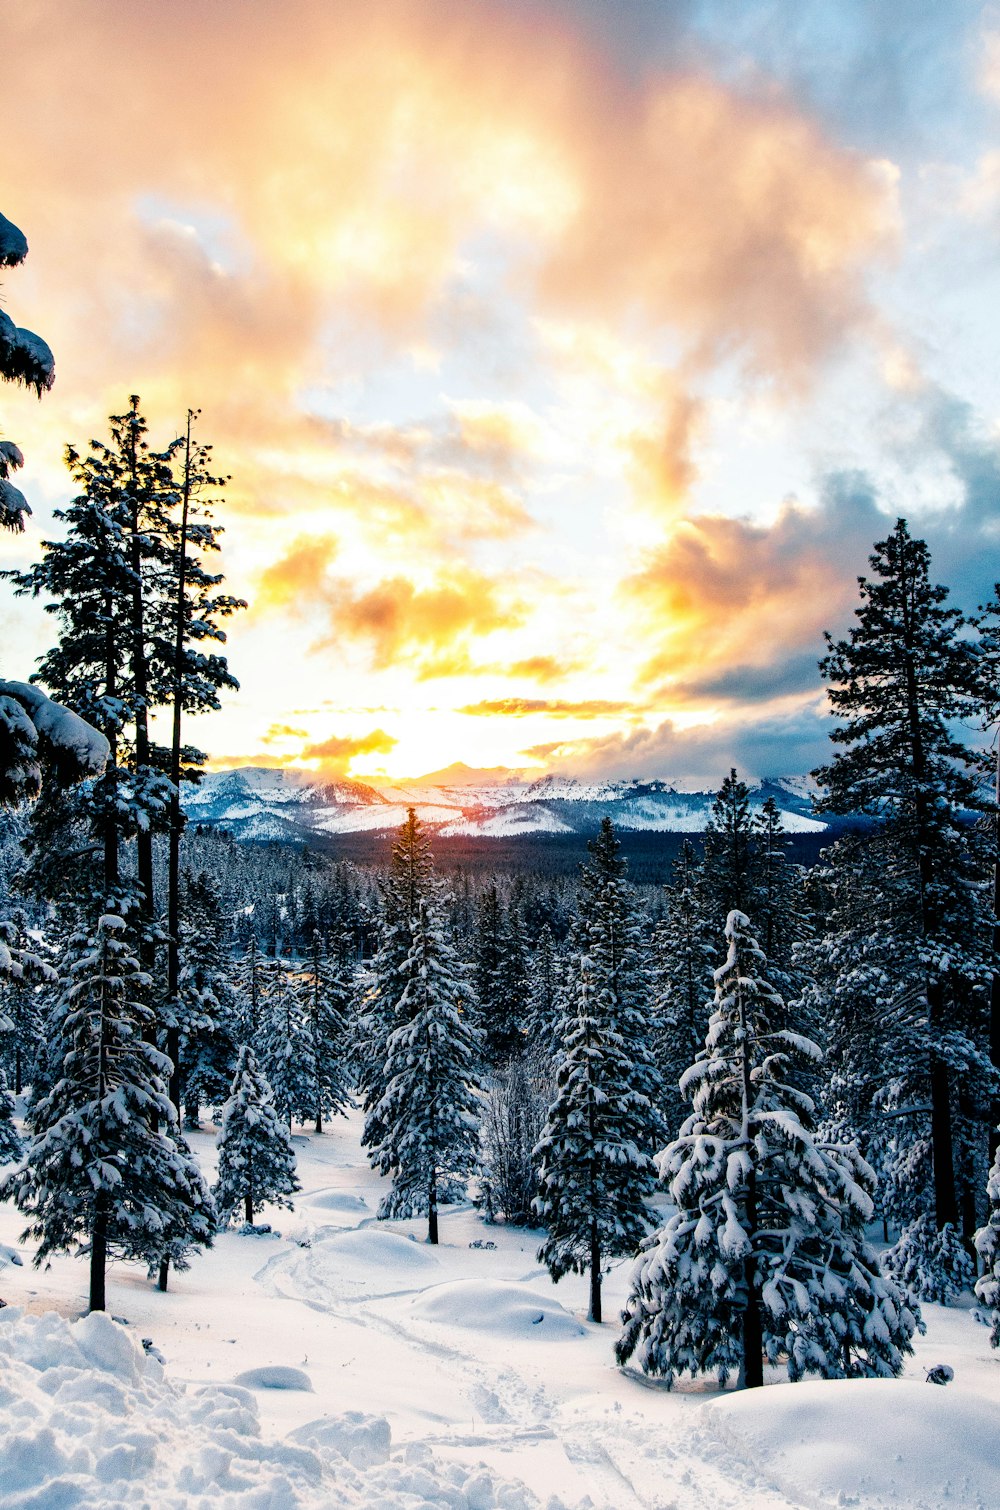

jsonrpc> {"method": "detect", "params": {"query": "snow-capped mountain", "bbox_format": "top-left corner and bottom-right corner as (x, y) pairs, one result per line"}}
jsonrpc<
(184, 763), (828, 843)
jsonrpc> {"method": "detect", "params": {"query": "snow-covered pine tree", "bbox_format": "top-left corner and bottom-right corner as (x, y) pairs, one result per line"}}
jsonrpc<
(149, 409), (244, 1115)
(0, 208), (54, 534)
(359, 808), (434, 1151)
(231, 930), (266, 1048)
(1, 906), (214, 1310)
(479, 1045), (552, 1226)
(524, 923), (564, 1054)
(617, 909), (918, 1388)
(293, 929), (353, 1133)
(814, 519), (992, 1264)
(534, 818), (660, 1322)
(175, 870), (240, 1128)
(650, 839), (716, 1136)
(213, 1045), (299, 1226)
(368, 892), (482, 1241)
(752, 795), (810, 1006)
(473, 885), (529, 1066)
(0, 1065), (22, 1163)
(702, 769), (756, 923)
(257, 955), (307, 1127)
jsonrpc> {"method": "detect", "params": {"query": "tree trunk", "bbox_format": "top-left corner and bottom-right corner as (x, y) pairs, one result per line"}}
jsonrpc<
(165, 411), (193, 1116)
(741, 1172), (763, 1388)
(428, 1169), (439, 1245)
(930, 1056), (958, 1228)
(157, 1256), (169, 1292)
(90, 1196), (108, 1312)
(244, 1190), (253, 1225)
(589, 1222), (602, 1323)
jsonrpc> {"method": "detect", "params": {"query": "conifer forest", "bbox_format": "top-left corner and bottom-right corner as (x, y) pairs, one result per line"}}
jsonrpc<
(4, 39), (1000, 1495)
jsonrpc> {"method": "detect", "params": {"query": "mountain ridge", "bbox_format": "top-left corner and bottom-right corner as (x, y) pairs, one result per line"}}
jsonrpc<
(184, 765), (827, 844)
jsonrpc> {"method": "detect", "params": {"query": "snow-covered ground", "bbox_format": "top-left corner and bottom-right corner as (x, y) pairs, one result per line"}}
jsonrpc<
(1, 1109), (999, 1509)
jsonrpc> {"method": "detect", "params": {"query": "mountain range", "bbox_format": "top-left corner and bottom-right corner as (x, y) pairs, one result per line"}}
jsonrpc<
(183, 764), (828, 845)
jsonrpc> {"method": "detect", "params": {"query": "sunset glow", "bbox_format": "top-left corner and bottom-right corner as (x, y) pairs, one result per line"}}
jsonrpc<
(4, 0), (998, 784)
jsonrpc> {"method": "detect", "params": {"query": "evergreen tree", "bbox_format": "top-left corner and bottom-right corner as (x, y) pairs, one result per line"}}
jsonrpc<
(213, 1045), (299, 1226)
(0, 208), (54, 533)
(752, 795), (810, 1004)
(1, 907), (214, 1310)
(533, 818), (660, 1322)
(814, 519), (992, 1252)
(359, 809), (434, 1147)
(650, 839), (716, 1135)
(367, 893), (482, 1241)
(294, 930), (353, 1133)
(617, 910), (918, 1388)
(525, 924), (564, 1053)
(232, 932), (265, 1047)
(474, 886), (529, 1065)
(257, 955), (307, 1127)
(702, 769), (756, 921)
(175, 871), (240, 1127)
(0, 1066), (22, 1163)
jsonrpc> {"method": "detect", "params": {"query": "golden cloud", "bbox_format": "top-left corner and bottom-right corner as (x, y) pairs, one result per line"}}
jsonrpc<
(256, 534), (339, 612)
(457, 697), (635, 719)
(324, 566), (525, 671)
(301, 727), (398, 776)
(622, 494), (875, 692)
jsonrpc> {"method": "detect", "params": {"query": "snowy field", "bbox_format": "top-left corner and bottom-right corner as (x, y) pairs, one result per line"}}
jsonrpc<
(1, 1108), (999, 1510)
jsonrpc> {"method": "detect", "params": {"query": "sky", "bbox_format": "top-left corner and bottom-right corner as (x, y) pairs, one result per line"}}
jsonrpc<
(2, 0), (999, 786)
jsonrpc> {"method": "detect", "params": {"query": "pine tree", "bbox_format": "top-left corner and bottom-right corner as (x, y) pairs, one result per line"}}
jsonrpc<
(367, 893), (482, 1241)
(175, 870), (240, 1128)
(617, 910), (918, 1388)
(213, 1045), (299, 1226)
(1, 907), (214, 1310)
(525, 923), (564, 1054)
(702, 769), (756, 922)
(533, 818), (660, 1322)
(0, 1066), (22, 1163)
(0, 208), (54, 533)
(359, 809), (434, 1147)
(294, 930), (353, 1133)
(650, 839), (716, 1136)
(232, 931), (266, 1047)
(474, 887), (530, 1066)
(257, 956), (307, 1127)
(814, 519), (992, 1253)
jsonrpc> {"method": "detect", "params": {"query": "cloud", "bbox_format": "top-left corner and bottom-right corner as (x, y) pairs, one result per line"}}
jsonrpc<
(458, 697), (635, 718)
(622, 474), (883, 690)
(263, 723), (308, 742)
(532, 701), (834, 785)
(256, 535), (339, 612)
(322, 566), (526, 672)
(301, 727), (398, 776)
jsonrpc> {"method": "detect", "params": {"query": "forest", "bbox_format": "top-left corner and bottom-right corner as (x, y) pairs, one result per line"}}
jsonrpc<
(3, 199), (1000, 1408)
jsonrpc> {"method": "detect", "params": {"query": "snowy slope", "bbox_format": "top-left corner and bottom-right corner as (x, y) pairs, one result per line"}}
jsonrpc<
(2, 1108), (998, 1510)
(186, 767), (827, 843)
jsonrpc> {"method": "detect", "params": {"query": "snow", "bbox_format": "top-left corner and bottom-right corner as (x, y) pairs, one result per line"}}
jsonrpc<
(0, 680), (110, 775)
(2, 1107), (998, 1509)
(704, 1378), (1000, 1509)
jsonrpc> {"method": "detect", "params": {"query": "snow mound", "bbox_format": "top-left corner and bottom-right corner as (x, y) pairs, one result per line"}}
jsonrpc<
(407, 1280), (586, 1337)
(704, 1377), (1000, 1510)
(234, 1365), (313, 1391)
(316, 1226), (442, 1271)
(301, 1189), (370, 1215)
(0, 1307), (545, 1508)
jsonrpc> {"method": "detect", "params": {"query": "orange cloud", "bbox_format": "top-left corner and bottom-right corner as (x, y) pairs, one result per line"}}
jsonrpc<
(301, 727), (398, 776)
(458, 697), (635, 719)
(325, 567), (525, 671)
(256, 534), (338, 612)
(621, 487), (879, 691)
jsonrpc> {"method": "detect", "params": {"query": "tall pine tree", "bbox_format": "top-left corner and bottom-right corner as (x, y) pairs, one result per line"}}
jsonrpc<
(533, 818), (660, 1322)
(617, 910), (918, 1388)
